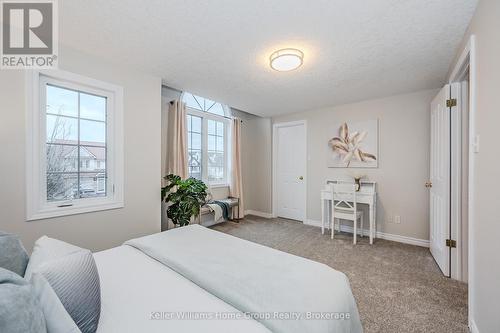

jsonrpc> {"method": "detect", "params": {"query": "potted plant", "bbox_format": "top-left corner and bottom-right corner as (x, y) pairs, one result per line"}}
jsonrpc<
(161, 174), (208, 227)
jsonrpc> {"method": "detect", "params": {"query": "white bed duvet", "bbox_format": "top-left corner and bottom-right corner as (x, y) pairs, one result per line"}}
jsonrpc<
(94, 245), (271, 333)
(95, 225), (363, 333)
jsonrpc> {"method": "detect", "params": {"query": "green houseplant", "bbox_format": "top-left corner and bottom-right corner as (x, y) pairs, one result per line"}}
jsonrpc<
(161, 174), (208, 227)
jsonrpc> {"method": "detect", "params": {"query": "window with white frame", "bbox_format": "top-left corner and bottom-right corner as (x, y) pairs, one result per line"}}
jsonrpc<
(26, 70), (124, 220)
(182, 93), (230, 185)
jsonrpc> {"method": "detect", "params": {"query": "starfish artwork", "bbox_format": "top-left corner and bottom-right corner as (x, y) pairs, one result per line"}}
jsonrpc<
(328, 122), (377, 168)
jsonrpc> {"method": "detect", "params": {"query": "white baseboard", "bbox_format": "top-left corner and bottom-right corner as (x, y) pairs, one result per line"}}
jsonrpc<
(305, 219), (430, 247)
(469, 319), (479, 333)
(244, 210), (274, 219)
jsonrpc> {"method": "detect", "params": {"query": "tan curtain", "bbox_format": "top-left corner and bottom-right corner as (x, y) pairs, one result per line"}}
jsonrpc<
(230, 118), (245, 218)
(167, 100), (188, 179)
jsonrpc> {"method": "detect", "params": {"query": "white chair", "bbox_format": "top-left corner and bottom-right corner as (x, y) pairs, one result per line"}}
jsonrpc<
(331, 183), (364, 244)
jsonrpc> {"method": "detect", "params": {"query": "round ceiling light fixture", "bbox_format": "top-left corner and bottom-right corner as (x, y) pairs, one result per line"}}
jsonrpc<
(269, 48), (304, 72)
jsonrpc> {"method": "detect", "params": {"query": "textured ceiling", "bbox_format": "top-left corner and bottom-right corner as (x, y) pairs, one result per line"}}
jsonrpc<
(60, 0), (477, 117)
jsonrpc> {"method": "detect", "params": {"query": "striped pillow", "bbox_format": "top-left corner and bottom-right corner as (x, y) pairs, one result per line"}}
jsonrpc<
(27, 237), (101, 333)
(24, 236), (84, 281)
(37, 250), (100, 333)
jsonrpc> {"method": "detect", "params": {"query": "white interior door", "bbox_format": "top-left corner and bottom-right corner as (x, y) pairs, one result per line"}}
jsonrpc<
(430, 85), (451, 276)
(274, 122), (306, 221)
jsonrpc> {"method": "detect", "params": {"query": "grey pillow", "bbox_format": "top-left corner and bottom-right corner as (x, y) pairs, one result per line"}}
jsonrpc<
(36, 250), (101, 333)
(31, 272), (82, 333)
(0, 231), (29, 276)
(0, 267), (47, 333)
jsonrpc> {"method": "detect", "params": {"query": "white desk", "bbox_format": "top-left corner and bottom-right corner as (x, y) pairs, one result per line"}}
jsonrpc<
(321, 180), (377, 244)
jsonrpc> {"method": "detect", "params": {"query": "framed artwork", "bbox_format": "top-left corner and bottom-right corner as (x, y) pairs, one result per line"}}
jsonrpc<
(327, 119), (378, 168)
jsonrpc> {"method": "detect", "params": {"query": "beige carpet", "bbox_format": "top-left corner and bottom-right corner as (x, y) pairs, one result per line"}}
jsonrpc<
(211, 216), (468, 333)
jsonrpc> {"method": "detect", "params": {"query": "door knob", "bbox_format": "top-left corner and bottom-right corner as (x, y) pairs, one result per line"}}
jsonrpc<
(425, 181), (432, 188)
(299, 176), (304, 180)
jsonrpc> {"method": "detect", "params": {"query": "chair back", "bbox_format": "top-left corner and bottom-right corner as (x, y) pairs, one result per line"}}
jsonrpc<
(332, 183), (357, 212)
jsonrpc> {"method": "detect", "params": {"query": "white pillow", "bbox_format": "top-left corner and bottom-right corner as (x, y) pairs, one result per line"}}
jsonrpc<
(25, 236), (83, 281)
(25, 236), (101, 333)
(31, 272), (81, 333)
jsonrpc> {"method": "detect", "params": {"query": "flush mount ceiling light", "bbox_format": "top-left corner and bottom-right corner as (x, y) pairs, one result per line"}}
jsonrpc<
(269, 48), (304, 72)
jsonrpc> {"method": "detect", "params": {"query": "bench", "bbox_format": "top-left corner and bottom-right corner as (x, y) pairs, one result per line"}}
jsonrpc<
(197, 187), (240, 226)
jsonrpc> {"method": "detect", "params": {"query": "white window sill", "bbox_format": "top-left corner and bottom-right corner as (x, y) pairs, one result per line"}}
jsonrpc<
(27, 200), (124, 221)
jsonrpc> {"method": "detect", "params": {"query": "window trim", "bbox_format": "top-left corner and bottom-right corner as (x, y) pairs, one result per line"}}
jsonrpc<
(26, 69), (124, 221)
(186, 107), (230, 187)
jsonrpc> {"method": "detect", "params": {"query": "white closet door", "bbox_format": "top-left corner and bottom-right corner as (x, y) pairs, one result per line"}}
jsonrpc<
(275, 122), (306, 221)
(430, 85), (451, 276)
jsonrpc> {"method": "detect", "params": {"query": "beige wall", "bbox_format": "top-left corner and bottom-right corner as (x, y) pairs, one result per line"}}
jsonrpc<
(241, 116), (273, 214)
(0, 46), (162, 252)
(449, 0), (500, 331)
(273, 89), (438, 241)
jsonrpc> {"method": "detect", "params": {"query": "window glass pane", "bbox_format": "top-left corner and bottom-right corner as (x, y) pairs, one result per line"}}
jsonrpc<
(204, 99), (216, 112)
(46, 144), (78, 172)
(47, 172), (78, 201)
(216, 121), (224, 135)
(96, 175), (106, 193)
(208, 152), (225, 182)
(80, 119), (106, 145)
(80, 146), (106, 172)
(191, 133), (201, 150)
(80, 93), (106, 121)
(205, 120), (225, 182)
(191, 116), (201, 133)
(44, 81), (109, 203)
(217, 136), (224, 151)
(182, 92), (228, 116)
(46, 115), (78, 143)
(209, 152), (224, 166)
(208, 135), (216, 151)
(187, 114), (203, 179)
(188, 150), (202, 180)
(183, 93), (203, 111)
(46, 85), (78, 117)
(79, 173), (107, 198)
(208, 103), (225, 116)
(208, 119), (216, 135)
(207, 167), (216, 180)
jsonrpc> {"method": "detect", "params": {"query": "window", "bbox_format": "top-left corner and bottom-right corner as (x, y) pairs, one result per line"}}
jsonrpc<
(183, 93), (226, 116)
(182, 93), (230, 185)
(26, 70), (124, 220)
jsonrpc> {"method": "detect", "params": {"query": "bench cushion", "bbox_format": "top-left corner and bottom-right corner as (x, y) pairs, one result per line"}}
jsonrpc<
(201, 198), (239, 215)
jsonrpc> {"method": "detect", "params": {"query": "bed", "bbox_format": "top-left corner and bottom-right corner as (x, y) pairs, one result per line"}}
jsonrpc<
(94, 225), (363, 333)
(95, 245), (271, 333)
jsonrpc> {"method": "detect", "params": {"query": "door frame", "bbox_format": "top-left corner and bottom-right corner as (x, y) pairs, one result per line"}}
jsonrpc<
(272, 120), (308, 223)
(448, 35), (476, 329)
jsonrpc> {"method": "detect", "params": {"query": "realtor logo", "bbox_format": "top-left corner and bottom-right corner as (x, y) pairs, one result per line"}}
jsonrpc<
(1, 0), (58, 69)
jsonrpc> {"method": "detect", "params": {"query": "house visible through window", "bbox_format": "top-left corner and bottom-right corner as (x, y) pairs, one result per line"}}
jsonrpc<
(182, 93), (230, 185)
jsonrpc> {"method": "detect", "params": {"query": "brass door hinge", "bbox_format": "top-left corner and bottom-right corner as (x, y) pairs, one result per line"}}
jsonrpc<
(446, 239), (457, 248)
(446, 99), (457, 107)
